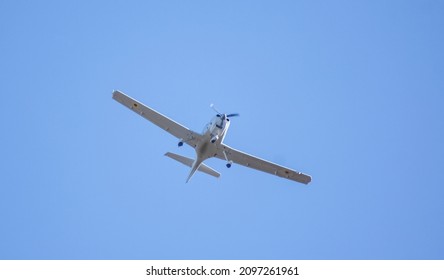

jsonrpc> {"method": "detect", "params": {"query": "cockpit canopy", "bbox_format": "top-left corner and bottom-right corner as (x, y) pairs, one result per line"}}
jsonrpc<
(202, 115), (225, 134)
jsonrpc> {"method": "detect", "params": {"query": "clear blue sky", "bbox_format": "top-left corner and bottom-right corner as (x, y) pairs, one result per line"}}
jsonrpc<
(1, 1), (443, 259)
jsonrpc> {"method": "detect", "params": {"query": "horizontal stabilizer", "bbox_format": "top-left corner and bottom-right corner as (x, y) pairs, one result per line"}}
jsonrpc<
(165, 152), (220, 178)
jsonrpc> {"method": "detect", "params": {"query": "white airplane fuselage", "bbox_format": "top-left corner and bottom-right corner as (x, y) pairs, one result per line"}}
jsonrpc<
(186, 114), (231, 182)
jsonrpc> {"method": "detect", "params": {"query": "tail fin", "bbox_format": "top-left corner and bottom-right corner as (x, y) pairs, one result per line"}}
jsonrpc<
(165, 152), (220, 182)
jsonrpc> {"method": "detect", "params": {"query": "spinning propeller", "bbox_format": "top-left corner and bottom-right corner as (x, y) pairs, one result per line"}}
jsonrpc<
(210, 104), (240, 119)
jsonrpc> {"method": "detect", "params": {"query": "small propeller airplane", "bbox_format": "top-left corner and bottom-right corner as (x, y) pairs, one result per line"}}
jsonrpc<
(112, 90), (311, 184)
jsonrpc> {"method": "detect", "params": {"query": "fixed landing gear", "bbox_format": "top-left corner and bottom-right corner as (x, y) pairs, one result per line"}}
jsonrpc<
(210, 135), (219, 143)
(179, 136), (194, 147)
(223, 150), (232, 168)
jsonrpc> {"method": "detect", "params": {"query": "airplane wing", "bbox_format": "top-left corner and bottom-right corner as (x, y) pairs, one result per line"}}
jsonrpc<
(112, 90), (202, 147)
(216, 144), (311, 184)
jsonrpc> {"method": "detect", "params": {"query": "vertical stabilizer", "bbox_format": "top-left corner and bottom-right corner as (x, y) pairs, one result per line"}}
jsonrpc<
(165, 152), (220, 178)
(186, 158), (203, 183)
